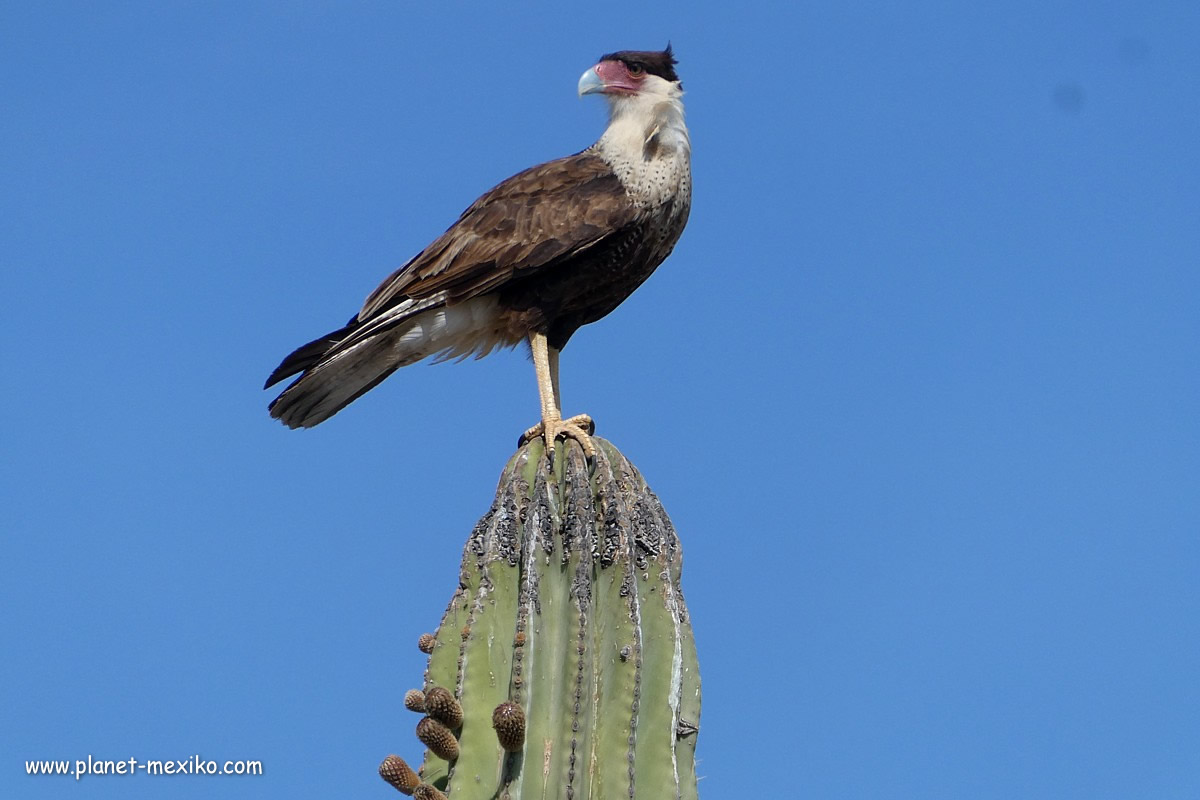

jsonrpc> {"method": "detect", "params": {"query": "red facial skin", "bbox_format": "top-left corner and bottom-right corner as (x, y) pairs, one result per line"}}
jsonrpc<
(593, 59), (646, 95)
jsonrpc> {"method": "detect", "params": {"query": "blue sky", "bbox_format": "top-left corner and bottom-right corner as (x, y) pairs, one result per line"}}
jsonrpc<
(3, 2), (1198, 798)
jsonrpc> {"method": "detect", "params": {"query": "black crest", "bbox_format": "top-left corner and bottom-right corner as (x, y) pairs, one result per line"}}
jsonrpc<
(599, 44), (680, 83)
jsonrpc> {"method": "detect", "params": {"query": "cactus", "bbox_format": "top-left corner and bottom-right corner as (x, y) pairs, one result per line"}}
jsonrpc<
(381, 437), (701, 799)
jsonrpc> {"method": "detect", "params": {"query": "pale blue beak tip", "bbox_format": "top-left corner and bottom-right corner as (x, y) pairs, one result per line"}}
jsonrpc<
(578, 67), (604, 97)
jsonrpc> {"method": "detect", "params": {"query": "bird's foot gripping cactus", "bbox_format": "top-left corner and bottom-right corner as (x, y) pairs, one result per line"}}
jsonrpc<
(380, 438), (701, 799)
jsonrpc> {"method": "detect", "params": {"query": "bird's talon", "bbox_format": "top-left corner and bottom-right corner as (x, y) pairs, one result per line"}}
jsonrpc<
(520, 415), (596, 467)
(560, 414), (595, 439)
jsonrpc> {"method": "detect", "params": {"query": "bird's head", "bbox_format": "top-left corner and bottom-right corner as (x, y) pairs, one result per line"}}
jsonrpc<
(578, 45), (681, 101)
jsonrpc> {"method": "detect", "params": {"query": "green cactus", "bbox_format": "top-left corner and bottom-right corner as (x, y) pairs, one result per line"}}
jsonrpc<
(381, 437), (701, 799)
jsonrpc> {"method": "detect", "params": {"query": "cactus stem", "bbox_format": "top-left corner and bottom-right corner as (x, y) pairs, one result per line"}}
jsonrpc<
(399, 439), (700, 799)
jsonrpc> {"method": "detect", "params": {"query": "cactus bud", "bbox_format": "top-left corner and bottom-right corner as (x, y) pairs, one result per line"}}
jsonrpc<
(492, 701), (526, 752)
(423, 686), (464, 729)
(416, 716), (459, 761)
(378, 754), (420, 795)
(403, 689), (426, 713)
(417, 633), (436, 654)
(412, 785), (448, 800)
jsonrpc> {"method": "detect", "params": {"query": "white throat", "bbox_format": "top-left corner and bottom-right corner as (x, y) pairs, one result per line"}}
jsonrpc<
(593, 79), (691, 208)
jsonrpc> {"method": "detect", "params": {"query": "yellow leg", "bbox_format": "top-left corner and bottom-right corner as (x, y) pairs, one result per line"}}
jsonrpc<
(519, 332), (595, 462)
(549, 345), (562, 411)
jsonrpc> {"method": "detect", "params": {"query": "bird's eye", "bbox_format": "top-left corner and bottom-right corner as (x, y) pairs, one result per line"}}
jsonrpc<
(627, 62), (645, 76)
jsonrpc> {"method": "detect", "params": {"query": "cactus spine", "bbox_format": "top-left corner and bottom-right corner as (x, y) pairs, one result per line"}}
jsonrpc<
(384, 438), (701, 799)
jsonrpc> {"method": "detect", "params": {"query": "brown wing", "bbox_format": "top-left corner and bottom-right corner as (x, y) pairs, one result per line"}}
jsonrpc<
(359, 152), (637, 320)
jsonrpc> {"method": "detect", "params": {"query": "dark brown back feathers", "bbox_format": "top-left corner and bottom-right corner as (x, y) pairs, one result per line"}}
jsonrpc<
(358, 152), (637, 319)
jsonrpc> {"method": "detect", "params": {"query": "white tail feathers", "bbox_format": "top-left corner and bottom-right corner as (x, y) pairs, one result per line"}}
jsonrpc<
(269, 295), (511, 428)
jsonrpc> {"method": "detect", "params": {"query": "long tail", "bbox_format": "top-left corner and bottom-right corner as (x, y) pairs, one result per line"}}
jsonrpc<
(265, 295), (506, 429)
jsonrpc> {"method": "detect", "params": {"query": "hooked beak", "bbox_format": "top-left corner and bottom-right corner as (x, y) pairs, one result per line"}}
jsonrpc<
(578, 66), (605, 97)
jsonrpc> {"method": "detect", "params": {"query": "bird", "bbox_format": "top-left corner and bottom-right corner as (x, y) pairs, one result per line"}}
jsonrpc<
(264, 46), (691, 462)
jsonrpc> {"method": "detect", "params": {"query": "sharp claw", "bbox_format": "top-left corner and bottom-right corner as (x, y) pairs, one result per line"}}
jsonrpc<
(518, 421), (544, 449)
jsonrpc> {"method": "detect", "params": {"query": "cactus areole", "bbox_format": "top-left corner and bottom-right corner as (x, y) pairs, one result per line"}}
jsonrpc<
(384, 438), (701, 799)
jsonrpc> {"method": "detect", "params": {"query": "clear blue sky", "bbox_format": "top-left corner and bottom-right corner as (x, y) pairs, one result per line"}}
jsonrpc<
(3, 3), (1198, 798)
